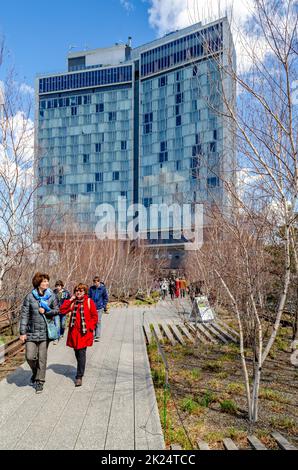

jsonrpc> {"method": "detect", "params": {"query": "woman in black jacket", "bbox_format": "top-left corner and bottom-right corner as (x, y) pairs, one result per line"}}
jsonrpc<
(19, 272), (59, 393)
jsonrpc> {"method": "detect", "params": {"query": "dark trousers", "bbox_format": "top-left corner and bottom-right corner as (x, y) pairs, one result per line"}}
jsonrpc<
(26, 341), (49, 383)
(74, 348), (87, 379)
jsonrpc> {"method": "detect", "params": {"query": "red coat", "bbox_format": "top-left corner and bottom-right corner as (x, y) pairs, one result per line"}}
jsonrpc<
(60, 296), (98, 350)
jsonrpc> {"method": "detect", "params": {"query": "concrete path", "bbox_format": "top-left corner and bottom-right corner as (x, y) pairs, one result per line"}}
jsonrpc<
(0, 306), (165, 450)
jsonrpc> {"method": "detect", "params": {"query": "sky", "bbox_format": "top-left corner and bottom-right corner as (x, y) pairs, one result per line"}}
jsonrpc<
(0, 0), (256, 91)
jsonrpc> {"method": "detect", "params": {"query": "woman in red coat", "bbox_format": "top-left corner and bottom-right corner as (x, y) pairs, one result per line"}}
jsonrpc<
(60, 283), (98, 387)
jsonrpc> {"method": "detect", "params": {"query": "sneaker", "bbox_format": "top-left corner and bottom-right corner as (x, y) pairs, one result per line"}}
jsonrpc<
(94, 337), (100, 342)
(75, 378), (82, 387)
(35, 382), (44, 394)
(53, 340), (58, 345)
(30, 374), (36, 386)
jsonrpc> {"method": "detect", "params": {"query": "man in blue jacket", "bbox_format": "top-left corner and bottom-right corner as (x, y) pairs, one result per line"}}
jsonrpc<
(88, 276), (109, 342)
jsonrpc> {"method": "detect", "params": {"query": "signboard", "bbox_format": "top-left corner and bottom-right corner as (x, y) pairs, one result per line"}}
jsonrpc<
(189, 296), (215, 323)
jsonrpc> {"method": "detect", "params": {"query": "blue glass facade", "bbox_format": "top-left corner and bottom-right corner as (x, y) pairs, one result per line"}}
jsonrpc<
(35, 18), (235, 233)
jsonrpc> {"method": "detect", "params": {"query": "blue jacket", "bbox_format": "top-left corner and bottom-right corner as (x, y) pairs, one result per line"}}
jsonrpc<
(88, 284), (108, 310)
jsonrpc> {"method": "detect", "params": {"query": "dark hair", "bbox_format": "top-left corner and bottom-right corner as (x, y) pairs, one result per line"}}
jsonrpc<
(55, 280), (64, 287)
(73, 283), (88, 294)
(32, 272), (50, 289)
(93, 276), (100, 282)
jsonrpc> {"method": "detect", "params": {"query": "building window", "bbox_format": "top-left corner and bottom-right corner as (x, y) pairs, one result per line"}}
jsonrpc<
(83, 154), (90, 163)
(144, 123), (152, 134)
(121, 141), (127, 150)
(96, 103), (104, 113)
(109, 111), (117, 121)
(87, 183), (94, 192)
(160, 141), (167, 152)
(158, 76), (167, 87)
(176, 115), (182, 126)
(70, 194), (77, 202)
(176, 160), (182, 171)
(175, 93), (183, 104)
(95, 172), (103, 182)
(207, 177), (219, 187)
(113, 171), (120, 181)
(213, 129), (218, 140)
(71, 106), (77, 116)
(95, 143), (101, 153)
(209, 142), (217, 152)
(143, 112), (153, 123)
(159, 152), (168, 163)
(144, 197), (153, 208)
(121, 191), (127, 197)
(193, 65), (198, 76)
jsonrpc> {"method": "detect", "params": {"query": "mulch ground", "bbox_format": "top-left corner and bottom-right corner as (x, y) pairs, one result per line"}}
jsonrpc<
(148, 323), (298, 450)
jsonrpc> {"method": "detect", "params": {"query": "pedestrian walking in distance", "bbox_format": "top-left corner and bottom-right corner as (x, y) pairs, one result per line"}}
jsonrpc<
(53, 280), (71, 344)
(60, 283), (98, 387)
(19, 272), (59, 394)
(88, 277), (109, 342)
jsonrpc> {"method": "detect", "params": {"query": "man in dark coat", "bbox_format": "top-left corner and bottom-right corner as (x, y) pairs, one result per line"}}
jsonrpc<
(88, 276), (108, 342)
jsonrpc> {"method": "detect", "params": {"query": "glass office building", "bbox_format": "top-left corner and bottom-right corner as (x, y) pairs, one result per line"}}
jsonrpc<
(35, 17), (236, 237)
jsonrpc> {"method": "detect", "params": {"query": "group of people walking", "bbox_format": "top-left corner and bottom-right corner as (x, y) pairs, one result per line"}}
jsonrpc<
(19, 273), (109, 393)
(159, 276), (188, 300)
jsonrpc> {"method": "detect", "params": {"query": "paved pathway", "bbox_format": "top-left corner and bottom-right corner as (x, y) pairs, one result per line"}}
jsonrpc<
(0, 306), (166, 450)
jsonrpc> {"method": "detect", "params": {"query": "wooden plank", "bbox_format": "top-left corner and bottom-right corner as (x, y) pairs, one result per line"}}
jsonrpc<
(175, 323), (195, 344)
(205, 323), (228, 344)
(171, 444), (182, 450)
(216, 319), (240, 338)
(151, 323), (164, 343)
(212, 322), (238, 343)
(169, 324), (186, 345)
(196, 323), (218, 344)
(248, 435), (268, 450)
(187, 323), (208, 344)
(271, 432), (297, 451)
(197, 440), (210, 450)
(143, 321), (152, 344)
(159, 323), (177, 346)
(223, 438), (238, 450)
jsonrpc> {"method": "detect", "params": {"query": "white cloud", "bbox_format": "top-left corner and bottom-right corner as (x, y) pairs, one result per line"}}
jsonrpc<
(0, 110), (34, 189)
(120, 0), (134, 12)
(146, 0), (272, 72)
(19, 83), (35, 95)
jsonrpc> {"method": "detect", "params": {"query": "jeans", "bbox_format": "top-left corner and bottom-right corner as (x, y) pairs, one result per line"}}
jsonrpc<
(74, 348), (87, 379)
(26, 341), (49, 383)
(54, 314), (67, 338)
(95, 309), (104, 338)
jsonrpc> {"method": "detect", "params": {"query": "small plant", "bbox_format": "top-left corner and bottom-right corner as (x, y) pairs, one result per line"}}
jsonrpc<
(152, 368), (166, 388)
(270, 416), (296, 432)
(227, 382), (245, 394)
(198, 390), (217, 408)
(220, 399), (237, 414)
(203, 431), (225, 443)
(275, 337), (288, 352)
(190, 368), (201, 380)
(226, 427), (246, 441)
(180, 397), (199, 414)
(202, 360), (222, 373)
(259, 388), (284, 402)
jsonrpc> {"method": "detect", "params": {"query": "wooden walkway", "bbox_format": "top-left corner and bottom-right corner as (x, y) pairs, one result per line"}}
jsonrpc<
(0, 307), (164, 450)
